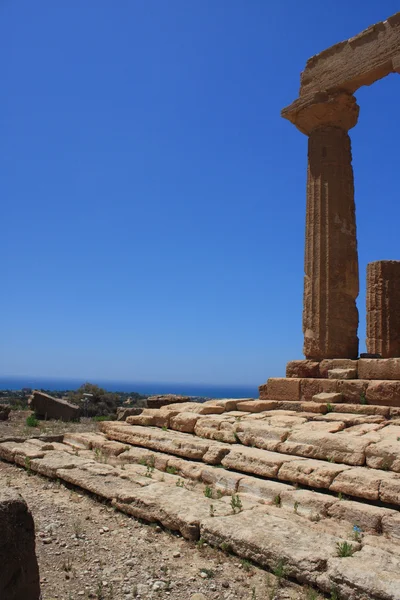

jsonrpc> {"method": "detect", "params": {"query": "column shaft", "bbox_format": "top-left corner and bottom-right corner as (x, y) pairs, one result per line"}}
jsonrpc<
(367, 261), (400, 357)
(303, 126), (359, 359)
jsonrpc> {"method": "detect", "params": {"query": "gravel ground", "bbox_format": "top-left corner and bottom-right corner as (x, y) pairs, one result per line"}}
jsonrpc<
(0, 412), (322, 600)
(0, 410), (101, 439)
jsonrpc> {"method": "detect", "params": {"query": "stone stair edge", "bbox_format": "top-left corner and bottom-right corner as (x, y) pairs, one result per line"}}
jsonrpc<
(2, 434), (400, 598)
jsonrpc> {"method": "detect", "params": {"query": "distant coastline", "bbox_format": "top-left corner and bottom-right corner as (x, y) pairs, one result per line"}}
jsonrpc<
(0, 377), (258, 399)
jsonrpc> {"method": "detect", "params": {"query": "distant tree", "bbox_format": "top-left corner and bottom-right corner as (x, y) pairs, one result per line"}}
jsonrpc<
(68, 383), (120, 417)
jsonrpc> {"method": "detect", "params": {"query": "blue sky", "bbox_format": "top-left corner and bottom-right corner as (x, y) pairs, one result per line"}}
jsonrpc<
(2, 1), (400, 385)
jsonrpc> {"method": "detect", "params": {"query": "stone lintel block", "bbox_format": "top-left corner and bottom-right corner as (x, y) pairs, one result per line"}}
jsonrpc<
(265, 378), (301, 401)
(366, 381), (400, 407)
(335, 380), (369, 404)
(358, 358), (400, 381)
(312, 393), (343, 404)
(300, 378), (338, 401)
(327, 368), (357, 380)
(319, 359), (358, 378)
(286, 360), (320, 379)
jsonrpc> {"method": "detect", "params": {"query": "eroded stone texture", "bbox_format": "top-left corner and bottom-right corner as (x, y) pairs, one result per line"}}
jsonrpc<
(366, 261), (400, 358)
(282, 13), (400, 127)
(0, 489), (41, 600)
(302, 97), (359, 360)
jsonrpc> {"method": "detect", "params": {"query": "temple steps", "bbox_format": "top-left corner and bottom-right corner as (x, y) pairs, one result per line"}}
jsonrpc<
(1, 432), (400, 599)
(2, 398), (400, 599)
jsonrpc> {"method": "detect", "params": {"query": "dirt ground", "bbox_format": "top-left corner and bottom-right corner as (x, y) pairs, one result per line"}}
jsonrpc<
(0, 410), (99, 439)
(0, 412), (322, 600)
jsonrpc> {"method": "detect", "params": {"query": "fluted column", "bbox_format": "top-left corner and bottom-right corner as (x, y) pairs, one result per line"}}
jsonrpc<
(292, 93), (360, 359)
(367, 261), (400, 357)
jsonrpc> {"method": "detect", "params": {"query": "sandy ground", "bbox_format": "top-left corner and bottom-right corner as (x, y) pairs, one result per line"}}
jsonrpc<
(0, 412), (322, 600)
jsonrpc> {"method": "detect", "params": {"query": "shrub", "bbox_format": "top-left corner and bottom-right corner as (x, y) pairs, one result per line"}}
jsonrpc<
(26, 414), (39, 427)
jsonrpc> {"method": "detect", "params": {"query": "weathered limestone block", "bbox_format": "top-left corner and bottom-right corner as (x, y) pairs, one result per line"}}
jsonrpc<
(327, 500), (392, 534)
(221, 446), (301, 479)
(265, 378), (301, 401)
(113, 482), (231, 540)
(258, 383), (268, 399)
(382, 512), (400, 540)
(366, 380), (400, 406)
(235, 421), (290, 452)
(169, 412), (200, 433)
(329, 467), (385, 501)
(328, 368), (357, 379)
(278, 430), (369, 465)
(237, 477), (292, 503)
(282, 13), (400, 117)
(300, 378), (338, 400)
(359, 358), (400, 380)
(280, 488), (336, 518)
(126, 409), (170, 428)
(328, 544), (400, 600)
(117, 407), (143, 421)
(319, 359), (358, 378)
(277, 458), (349, 489)
(146, 395), (191, 409)
(29, 390), (80, 421)
(237, 400), (276, 412)
(286, 360), (320, 378)
(366, 261), (400, 357)
(335, 379), (368, 403)
(0, 489), (41, 600)
(312, 392), (343, 403)
(200, 508), (342, 588)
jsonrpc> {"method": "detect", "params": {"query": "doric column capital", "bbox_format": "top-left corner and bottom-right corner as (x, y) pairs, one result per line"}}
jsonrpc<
(283, 91), (359, 136)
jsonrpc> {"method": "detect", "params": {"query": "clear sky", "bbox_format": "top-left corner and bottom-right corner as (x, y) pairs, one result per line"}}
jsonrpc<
(2, 1), (400, 385)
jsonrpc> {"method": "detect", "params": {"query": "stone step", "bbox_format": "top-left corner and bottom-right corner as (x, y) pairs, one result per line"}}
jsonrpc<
(260, 376), (400, 407)
(110, 403), (400, 474)
(100, 421), (400, 508)
(62, 431), (400, 538)
(1, 435), (400, 599)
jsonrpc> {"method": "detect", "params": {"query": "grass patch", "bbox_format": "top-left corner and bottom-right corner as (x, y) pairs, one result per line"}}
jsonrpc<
(26, 414), (39, 427)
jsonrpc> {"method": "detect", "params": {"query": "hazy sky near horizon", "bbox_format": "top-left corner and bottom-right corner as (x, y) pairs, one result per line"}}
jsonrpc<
(2, 1), (400, 385)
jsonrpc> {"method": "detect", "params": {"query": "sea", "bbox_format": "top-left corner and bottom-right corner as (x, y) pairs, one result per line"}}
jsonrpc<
(0, 377), (258, 399)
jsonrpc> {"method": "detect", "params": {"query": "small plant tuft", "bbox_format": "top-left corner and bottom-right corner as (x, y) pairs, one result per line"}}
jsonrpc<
(273, 494), (281, 507)
(360, 393), (368, 405)
(272, 558), (287, 583)
(230, 494), (243, 513)
(166, 465), (178, 475)
(220, 541), (231, 553)
(26, 414), (39, 428)
(336, 541), (355, 557)
(240, 558), (252, 572)
(326, 403), (334, 413)
(204, 485), (213, 498)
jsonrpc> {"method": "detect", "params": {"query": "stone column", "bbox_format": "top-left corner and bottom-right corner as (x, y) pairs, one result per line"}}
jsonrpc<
(292, 93), (360, 360)
(367, 260), (400, 357)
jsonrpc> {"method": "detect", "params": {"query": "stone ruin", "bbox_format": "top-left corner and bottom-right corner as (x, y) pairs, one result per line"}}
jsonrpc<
(2, 13), (400, 600)
(259, 10), (400, 407)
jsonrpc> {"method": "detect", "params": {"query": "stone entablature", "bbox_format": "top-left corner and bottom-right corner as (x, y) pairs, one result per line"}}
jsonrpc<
(282, 12), (400, 128)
